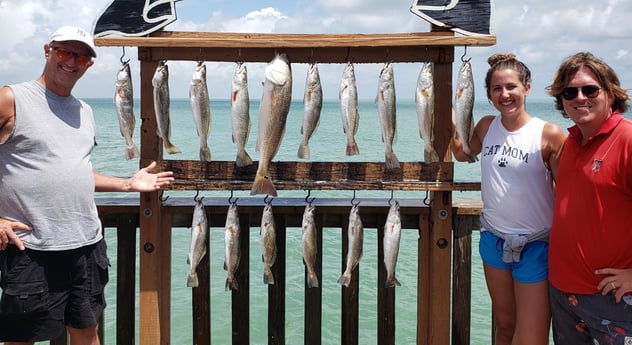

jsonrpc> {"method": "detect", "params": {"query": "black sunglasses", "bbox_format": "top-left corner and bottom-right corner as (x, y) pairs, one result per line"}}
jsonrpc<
(561, 85), (601, 101)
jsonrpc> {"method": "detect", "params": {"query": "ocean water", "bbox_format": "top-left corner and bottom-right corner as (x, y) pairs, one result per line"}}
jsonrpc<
(84, 94), (577, 345)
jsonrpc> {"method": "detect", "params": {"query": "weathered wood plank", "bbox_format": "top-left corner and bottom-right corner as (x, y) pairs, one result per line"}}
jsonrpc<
(153, 160), (480, 192)
(95, 31), (496, 49)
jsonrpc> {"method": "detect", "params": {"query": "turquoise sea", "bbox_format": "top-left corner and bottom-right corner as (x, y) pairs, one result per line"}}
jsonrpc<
(84, 95), (579, 345)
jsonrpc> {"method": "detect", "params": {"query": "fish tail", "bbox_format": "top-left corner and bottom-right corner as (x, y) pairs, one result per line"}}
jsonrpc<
(126, 145), (139, 160)
(346, 140), (360, 156)
(250, 174), (277, 196)
(307, 270), (319, 288)
(165, 141), (182, 154)
(385, 276), (401, 288)
(199, 146), (211, 162)
(423, 146), (440, 162)
(263, 266), (275, 285)
(297, 142), (310, 159)
(187, 272), (199, 288)
(225, 275), (239, 291)
(337, 271), (351, 287)
(235, 150), (253, 167)
(385, 150), (400, 169)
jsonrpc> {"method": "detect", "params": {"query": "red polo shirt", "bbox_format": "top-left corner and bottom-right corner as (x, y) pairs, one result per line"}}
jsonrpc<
(549, 112), (632, 293)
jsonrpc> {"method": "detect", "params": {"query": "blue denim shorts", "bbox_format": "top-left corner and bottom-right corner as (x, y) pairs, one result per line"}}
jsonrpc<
(0, 239), (109, 342)
(479, 230), (548, 284)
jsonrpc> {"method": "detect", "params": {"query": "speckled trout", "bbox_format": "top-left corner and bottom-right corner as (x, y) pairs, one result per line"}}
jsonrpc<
(375, 62), (400, 169)
(224, 203), (240, 291)
(187, 197), (208, 288)
(114, 61), (138, 160)
(338, 203), (363, 287)
(189, 61), (212, 161)
(152, 60), (181, 154)
(231, 62), (253, 167)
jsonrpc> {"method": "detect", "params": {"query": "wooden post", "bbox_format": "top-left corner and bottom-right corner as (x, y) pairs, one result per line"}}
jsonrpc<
(138, 56), (171, 345)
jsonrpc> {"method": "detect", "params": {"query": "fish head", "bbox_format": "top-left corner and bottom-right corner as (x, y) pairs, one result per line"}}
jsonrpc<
(116, 62), (131, 84)
(265, 55), (291, 86)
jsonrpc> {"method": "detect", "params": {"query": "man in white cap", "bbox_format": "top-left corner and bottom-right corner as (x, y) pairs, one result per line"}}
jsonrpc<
(0, 26), (174, 344)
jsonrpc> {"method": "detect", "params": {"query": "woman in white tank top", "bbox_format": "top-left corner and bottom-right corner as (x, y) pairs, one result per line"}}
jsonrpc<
(452, 53), (566, 345)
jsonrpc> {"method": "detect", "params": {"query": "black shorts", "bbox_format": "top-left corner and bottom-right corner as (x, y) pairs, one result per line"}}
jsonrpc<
(0, 239), (109, 342)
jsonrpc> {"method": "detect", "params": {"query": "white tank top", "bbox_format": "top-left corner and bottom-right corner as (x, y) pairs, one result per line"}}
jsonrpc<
(480, 116), (554, 235)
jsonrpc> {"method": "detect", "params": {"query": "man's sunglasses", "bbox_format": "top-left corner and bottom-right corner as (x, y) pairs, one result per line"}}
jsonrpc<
(50, 46), (92, 66)
(561, 85), (601, 101)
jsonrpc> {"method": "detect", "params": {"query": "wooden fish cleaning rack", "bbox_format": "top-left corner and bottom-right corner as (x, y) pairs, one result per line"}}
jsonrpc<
(95, 28), (494, 345)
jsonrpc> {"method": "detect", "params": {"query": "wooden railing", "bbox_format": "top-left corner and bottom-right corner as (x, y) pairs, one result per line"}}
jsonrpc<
(47, 196), (482, 345)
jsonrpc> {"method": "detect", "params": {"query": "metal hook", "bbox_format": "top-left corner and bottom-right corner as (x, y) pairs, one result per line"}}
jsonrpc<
(461, 46), (471, 63)
(388, 190), (394, 206)
(264, 194), (274, 205)
(305, 190), (315, 204)
(423, 190), (431, 206)
(351, 190), (360, 206)
(120, 47), (130, 65)
(159, 191), (169, 203)
(228, 190), (238, 205)
(194, 189), (202, 202)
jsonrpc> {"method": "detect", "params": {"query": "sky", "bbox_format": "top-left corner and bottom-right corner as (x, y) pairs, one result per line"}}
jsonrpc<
(1, 0), (631, 102)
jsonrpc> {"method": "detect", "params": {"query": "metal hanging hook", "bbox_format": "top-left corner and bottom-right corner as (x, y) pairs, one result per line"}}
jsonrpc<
(461, 46), (471, 63)
(305, 190), (315, 204)
(194, 189), (202, 202)
(423, 190), (431, 206)
(159, 191), (169, 203)
(120, 46), (130, 65)
(351, 190), (360, 206)
(264, 194), (274, 205)
(388, 190), (394, 206)
(228, 190), (238, 205)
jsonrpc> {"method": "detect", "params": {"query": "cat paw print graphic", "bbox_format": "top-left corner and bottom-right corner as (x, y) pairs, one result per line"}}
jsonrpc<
(498, 158), (508, 167)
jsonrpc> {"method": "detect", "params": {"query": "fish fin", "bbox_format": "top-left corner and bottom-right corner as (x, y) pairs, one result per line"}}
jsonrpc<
(250, 175), (278, 196)
(263, 267), (275, 285)
(385, 150), (401, 169)
(225, 276), (239, 291)
(199, 147), (211, 162)
(126, 145), (139, 160)
(187, 273), (198, 288)
(165, 141), (182, 154)
(385, 277), (401, 288)
(346, 141), (360, 156)
(297, 142), (310, 159)
(424, 147), (440, 162)
(307, 271), (319, 288)
(236, 150), (253, 167)
(338, 272), (351, 287)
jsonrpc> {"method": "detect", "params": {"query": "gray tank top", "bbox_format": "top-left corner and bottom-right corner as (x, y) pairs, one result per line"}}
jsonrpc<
(0, 80), (102, 250)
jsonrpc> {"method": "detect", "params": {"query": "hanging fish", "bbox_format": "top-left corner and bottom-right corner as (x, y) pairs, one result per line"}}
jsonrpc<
(298, 63), (323, 160)
(187, 196), (208, 288)
(383, 200), (402, 288)
(375, 62), (400, 169)
(338, 203), (364, 287)
(339, 62), (360, 156)
(231, 62), (253, 167)
(251, 53), (292, 196)
(114, 60), (139, 160)
(302, 202), (319, 288)
(224, 202), (241, 291)
(189, 61), (212, 161)
(260, 201), (277, 285)
(415, 62), (440, 162)
(152, 60), (181, 154)
(454, 59), (477, 162)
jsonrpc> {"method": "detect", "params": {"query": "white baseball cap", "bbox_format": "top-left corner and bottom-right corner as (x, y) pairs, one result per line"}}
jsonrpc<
(50, 26), (97, 58)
